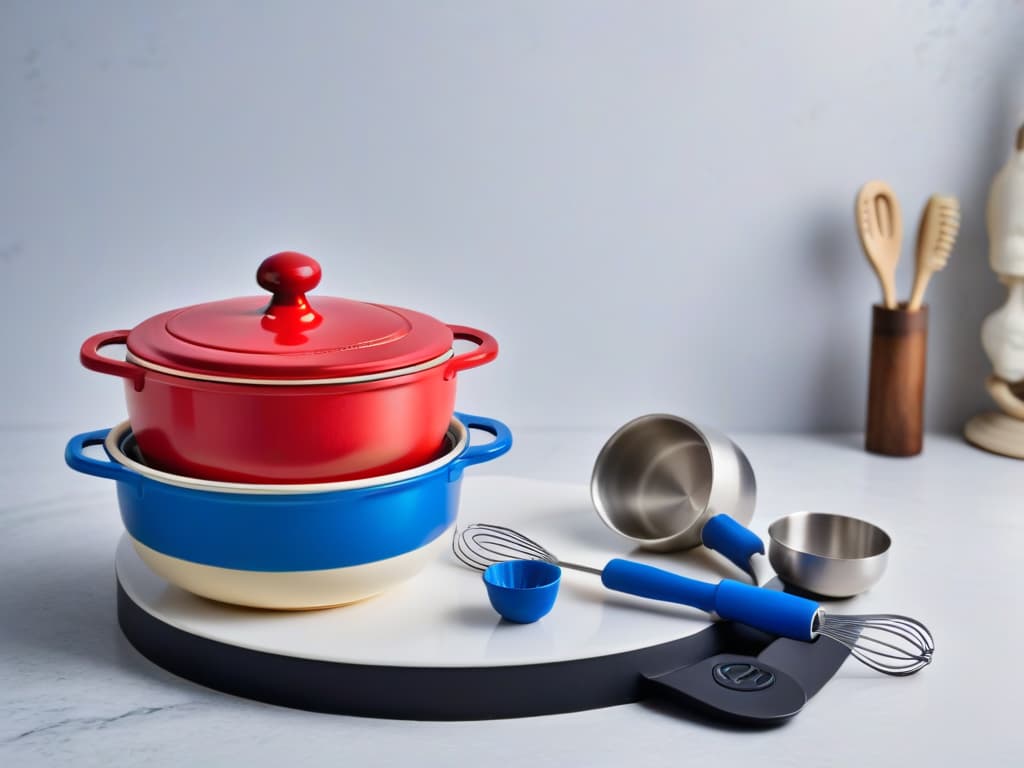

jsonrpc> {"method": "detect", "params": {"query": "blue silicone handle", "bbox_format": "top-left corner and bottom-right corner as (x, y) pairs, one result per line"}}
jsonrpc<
(64, 429), (139, 486)
(448, 412), (513, 481)
(599, 558), (820, 642)
(713, 579), (820, 641)
(701, 514), (765, 573)
(600, 558), (719, 613)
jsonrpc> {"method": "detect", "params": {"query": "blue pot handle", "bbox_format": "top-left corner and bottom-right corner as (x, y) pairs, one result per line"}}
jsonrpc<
(65, 429), (138, 485)
(448, 413), (513, 480)
(701, 514), (765, 573)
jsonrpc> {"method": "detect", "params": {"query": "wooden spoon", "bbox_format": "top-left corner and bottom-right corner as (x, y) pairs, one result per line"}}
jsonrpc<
(856, 181), (903, 309)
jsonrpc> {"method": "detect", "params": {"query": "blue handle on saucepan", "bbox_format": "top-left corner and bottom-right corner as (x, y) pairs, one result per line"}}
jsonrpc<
(448, 412), (513, 480)
(600, 558), (819, 641)
(64, 429), (139, 486)
(701, 513), (765, 573)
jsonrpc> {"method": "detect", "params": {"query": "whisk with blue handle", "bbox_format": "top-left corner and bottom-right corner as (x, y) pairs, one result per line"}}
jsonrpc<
(453, 524), (934, 676)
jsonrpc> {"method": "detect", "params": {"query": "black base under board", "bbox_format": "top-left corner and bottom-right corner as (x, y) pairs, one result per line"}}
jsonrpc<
(117, 579), (851, 723)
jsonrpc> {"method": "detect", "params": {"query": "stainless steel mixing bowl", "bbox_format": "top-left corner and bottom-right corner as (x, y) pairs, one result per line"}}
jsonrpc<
(767, 512), (891, 598)
(591, 414), (756, 552)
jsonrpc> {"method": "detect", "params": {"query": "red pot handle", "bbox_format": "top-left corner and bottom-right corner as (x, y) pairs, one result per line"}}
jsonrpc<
(444, 325), (498, 380)
(80, 330), (146, 391)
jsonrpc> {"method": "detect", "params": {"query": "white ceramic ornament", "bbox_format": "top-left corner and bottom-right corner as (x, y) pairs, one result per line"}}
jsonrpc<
(981, 279), (1024, 383)
(964, 124), (1024, 459)
(986, 128), (1024, 277)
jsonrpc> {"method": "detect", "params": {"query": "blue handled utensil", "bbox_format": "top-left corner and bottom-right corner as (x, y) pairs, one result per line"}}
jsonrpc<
(453, 524), (933, 676)
(701, 514), (777, 586)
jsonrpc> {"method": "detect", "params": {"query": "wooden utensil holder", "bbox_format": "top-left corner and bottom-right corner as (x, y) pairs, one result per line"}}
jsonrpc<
(865, 303), (928, 456)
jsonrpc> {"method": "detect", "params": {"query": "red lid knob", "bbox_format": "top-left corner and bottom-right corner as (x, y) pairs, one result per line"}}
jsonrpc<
(258, 252), (322, 303)
(257, 252), (323, 342)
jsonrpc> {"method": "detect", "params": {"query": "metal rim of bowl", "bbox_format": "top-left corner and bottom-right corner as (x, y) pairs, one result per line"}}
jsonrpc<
(767, 511), (892, 562)
(590, 413), (720, 547)
(103, 418), (469, 495)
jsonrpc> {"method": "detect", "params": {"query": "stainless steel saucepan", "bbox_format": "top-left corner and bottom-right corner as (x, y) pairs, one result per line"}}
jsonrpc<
(591, 414), (756, 552)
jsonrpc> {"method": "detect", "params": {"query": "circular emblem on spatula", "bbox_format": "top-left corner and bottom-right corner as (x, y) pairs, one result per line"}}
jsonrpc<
(712, 662), (776, 692)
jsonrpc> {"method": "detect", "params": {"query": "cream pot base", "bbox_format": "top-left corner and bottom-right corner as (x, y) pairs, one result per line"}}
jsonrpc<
(130, 532), (451, 611)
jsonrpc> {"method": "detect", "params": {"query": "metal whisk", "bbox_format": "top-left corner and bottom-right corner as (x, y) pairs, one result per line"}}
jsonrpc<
(454, 523), (934, 677)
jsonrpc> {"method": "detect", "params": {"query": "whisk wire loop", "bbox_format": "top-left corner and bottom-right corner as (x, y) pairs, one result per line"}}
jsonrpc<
(453, 524), (558, 571)
(815, 613), (934, 676)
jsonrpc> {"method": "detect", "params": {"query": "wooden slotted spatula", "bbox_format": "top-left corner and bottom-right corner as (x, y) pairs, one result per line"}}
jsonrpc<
(856, 181), (903, 309)
(907, 195), (961, 311)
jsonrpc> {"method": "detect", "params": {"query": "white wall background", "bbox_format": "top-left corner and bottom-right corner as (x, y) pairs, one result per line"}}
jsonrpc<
(2, 0), (1023, 434)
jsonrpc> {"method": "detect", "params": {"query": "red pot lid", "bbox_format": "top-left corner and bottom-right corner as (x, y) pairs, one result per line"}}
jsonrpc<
(126, 252), (454, 380)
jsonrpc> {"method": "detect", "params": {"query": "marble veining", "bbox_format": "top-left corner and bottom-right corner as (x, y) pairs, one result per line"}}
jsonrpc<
(5, 704), (197, 745)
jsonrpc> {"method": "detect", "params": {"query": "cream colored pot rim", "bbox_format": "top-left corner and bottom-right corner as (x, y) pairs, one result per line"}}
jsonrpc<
(103, 418), (469, 495)
(125, 348), (455, 387)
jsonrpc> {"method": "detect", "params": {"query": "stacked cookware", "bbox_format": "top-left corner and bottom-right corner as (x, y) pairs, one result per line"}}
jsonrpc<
(65, 252), (511, 609)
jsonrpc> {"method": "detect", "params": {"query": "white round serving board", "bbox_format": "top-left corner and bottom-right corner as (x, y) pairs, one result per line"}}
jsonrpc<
(116, 475), (749, 668)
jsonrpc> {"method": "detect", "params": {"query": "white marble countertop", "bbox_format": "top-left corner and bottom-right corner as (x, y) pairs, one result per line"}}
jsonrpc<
(2, 427), (1022, 767)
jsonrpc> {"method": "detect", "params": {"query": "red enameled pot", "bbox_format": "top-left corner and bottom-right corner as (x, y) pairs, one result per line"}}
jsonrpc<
(80, 252), (498, 483)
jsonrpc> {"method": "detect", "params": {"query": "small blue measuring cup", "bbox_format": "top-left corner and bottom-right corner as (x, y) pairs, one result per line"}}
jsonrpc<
(483, 560), (561, 623)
